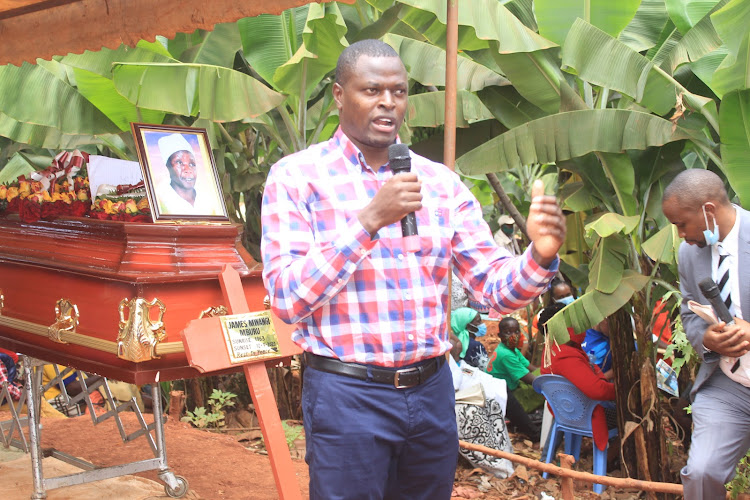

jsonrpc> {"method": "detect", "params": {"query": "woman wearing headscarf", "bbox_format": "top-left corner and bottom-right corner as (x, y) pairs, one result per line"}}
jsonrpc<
(450, 307), (489, 370)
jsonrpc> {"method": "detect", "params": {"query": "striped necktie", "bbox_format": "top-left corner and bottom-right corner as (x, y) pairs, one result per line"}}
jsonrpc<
(717, 245), (734, 316)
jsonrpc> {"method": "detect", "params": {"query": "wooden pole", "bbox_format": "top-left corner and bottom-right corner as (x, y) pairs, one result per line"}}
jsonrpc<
(443, 0), (458, 171)
(458, 441), (684, 495)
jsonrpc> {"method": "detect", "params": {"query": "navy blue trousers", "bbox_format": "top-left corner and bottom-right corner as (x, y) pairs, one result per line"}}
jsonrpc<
(302, 359), (458, 500)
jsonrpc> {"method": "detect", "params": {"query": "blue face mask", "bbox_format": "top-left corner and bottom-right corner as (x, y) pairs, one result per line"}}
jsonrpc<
(475, 323), (487, 337)
(555, 295), (575, 306)
(703, 204), (719, 246)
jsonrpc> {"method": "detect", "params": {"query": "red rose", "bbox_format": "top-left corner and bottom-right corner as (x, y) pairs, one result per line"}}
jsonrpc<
(7, 197), (20, 213)
(70, 200), (89, 217)
(89, 211), (109, 220)
(128, 214), (152, 223)
(19, 199), (41, 222)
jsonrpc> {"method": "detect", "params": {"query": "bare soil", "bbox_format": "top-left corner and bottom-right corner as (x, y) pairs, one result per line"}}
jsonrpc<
(0, 408), (688, 500)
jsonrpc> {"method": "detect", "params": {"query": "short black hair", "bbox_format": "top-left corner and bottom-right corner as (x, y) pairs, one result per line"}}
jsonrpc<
(499, 317), (520, 336)
(335, 39), (401, 86)
(663, 169), (730, 211)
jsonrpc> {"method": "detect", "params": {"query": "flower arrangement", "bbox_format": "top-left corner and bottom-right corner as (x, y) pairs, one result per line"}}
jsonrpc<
(0, 151), (152, 223)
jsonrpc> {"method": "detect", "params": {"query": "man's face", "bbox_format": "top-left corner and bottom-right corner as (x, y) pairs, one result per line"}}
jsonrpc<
(662, 196), (707, 247)
(333, 55), (408, 162)
(167, 151), (197, 191)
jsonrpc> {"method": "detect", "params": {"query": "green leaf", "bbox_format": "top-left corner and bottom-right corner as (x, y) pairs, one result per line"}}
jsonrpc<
(238, 7), (309, 89)
(643, 224), (681, 264)
(585, 213), (640, 239)
(560, 181), (601, 211)
(588, 235), (629, 294)
(397, 0), (557, 53)
(597, 152), (638, 216)
(456, 109), (699, 175)
(476, 86), (547, 129)
(0, 62), (120, 136)
(535, 0), (641, 47)
(491, 50), (563, 114)
(0, 152), (37, 183)
(273, 3), (349, 99)
(406, 90), (494, 127)
(60, 45), (176, 77)
(112, 63), (285, 121)
(384, 34), (509, 90)
(711, 32), (750, 96)
(180, 23), (242, 67)
(619, 0), (670, 52)
(665, 0), (720, 34)
(73, 68), (165, 132)
(547, 270), (649, 343)
(719, 89), (750, 205)
(711, 0), (750, 56)
(0, 112), (114, 148)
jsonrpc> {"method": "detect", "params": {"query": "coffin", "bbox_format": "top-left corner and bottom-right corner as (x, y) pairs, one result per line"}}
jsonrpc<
(0, 215), (299, 384)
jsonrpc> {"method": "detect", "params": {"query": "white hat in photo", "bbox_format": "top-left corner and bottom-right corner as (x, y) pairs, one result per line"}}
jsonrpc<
(158, 134), (194, 164)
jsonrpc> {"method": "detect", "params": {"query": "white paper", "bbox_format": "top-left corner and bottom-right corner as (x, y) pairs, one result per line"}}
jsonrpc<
(88, 155), (143, 200)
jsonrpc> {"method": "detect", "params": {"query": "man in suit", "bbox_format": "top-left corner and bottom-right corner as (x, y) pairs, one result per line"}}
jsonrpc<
(662, 169), (750, 499)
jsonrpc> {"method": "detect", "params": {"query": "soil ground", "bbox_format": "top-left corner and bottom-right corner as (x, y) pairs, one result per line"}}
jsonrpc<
(1, 407), (688, 500)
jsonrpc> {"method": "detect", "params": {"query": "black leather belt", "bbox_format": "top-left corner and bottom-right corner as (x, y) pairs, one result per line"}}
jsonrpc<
(303, 352), (445, 389)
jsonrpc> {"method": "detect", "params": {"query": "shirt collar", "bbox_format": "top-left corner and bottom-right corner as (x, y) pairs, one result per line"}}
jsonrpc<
(719, 205), (740, 256)
(331, 126), (401, 173)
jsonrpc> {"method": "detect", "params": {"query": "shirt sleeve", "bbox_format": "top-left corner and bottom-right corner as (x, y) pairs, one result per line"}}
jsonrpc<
(449, 177), (558, 313)
(261, 160), (377, 324)
(0, 362), (21, 401)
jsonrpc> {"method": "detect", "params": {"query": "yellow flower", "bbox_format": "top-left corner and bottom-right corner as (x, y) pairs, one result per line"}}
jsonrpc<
(28, 192), (44, 204)
(77, 189), (89, 201)
(42, 191), (53, 202)
(6, 187), (19, 201)
(100, 199), (114, 214)
(0, 185), (7, 200)
(137, 197), (150, 211)
(125, 199), (139, 214)
(18, 181), (30, 197)
(30, 181), (44, 193)
(111, 201), (126, 213)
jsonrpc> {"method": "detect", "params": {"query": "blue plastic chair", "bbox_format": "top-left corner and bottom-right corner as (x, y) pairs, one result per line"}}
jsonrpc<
(532, 374), (618, 494)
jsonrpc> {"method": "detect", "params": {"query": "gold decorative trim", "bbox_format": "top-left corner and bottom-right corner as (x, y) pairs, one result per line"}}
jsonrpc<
(116, 297), (167, 363)
(0, 315), (183, 356)
(199, 305), (228, 319)
(0, 289), (4, 316)
(48, 298), (79, 344)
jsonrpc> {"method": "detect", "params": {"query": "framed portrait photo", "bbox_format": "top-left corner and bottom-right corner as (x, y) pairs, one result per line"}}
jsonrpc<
(131, 123), (229, 223)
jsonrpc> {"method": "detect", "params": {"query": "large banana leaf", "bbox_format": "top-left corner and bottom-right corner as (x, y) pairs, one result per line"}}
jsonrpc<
(456, 109), (700, 175)
(0, 152), (38, 183)
(492, 50), (563, 114)
(59, 45), (176, 77)
(384, 34), (509, 91)
(534, 0), (641, 47)
(179, 23), (242, 67)
(397, 0), (557, 53)
(719, 89), (750, 204)
(546, 270), (650, 343)
(0, 112), (111, 149)
(73, 68), (165, 131)
(112, 63), (285, 121)
(562, 19), (719, 127)
(597, 152), (638, 216)
(665, 0), (721, 34)
(0, 62), (120, 137)
(587, 234), (629, 294)
(406, 90), (494, 127)
(710, 0), (750, 96)
(238, 7), (309, 90)
(643, 224), (681, 264)
(476, 86), (547, 129)
(619, 0), (670, 52)
(274, 3), (348, 99)
(585, 213), (640, 239)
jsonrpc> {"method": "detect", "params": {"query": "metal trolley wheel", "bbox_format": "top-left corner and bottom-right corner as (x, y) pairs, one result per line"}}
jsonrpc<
(165, 475), (189, 498)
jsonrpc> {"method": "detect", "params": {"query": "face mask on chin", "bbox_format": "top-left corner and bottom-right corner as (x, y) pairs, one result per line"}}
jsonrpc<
(703, 204), (720, 246)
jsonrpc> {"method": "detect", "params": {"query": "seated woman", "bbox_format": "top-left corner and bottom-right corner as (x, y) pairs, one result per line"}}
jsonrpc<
(450, 307), (489, 371)
(540, 324), (616, 455)
(486, 317), (541, 441)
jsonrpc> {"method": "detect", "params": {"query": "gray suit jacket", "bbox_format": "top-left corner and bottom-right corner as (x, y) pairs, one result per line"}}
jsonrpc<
(678, 206), (750, 399)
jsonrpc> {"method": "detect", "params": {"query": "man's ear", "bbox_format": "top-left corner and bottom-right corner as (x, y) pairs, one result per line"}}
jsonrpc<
(703, 201), (717, 217)
(332, 82), (343, 110)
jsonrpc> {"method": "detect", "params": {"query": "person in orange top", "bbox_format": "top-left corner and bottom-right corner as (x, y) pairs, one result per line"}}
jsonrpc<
(541, 326), (616, 452)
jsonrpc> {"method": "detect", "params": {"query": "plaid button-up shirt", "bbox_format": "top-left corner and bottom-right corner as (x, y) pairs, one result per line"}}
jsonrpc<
(261, 128), (557, 367)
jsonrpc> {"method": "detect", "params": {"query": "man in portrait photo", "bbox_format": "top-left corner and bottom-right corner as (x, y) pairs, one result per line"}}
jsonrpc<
(155, 133), (223, 216)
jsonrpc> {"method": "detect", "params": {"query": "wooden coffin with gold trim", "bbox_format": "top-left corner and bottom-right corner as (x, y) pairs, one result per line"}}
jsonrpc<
(0, 216), (300, 384)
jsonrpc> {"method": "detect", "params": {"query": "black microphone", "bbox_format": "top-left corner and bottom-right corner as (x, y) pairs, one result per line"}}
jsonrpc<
(698, 277), (735, 326)
(388, 144), (418, 246)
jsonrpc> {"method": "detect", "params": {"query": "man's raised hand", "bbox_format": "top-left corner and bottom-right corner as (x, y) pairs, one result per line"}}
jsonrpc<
(527, 179), (566, 267)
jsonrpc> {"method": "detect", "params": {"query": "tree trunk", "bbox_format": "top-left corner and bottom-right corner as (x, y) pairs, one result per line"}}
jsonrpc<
(609, 302), (677, 498)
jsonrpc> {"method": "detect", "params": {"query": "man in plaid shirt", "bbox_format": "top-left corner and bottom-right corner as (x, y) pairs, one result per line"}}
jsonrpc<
(261, 39), (566, 500)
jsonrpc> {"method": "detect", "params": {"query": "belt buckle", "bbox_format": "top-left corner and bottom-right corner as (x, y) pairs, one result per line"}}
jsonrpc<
(394, 367), (418, 389)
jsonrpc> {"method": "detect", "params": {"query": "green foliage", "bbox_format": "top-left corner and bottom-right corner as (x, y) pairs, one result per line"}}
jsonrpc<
(281, 420), (305, 451)
(181, 389), (237, 429)
(727, 449), (750, 499)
